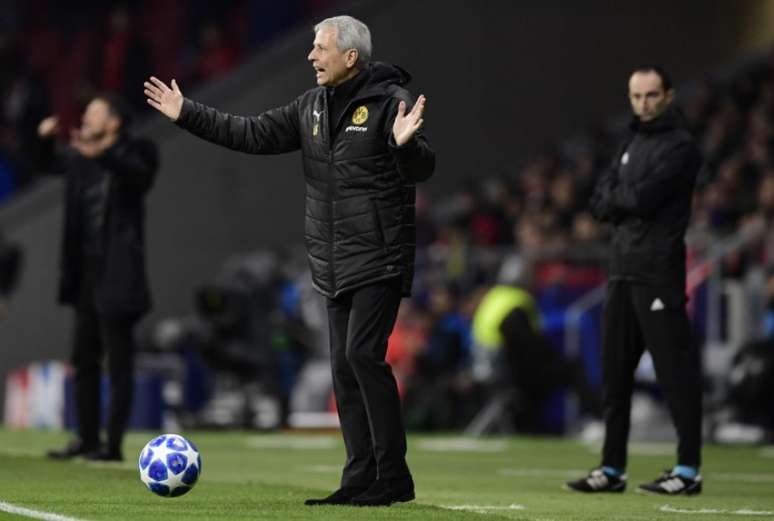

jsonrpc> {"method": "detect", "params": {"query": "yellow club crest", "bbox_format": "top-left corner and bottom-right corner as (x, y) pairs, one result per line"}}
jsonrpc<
(352, 106), (369, 125)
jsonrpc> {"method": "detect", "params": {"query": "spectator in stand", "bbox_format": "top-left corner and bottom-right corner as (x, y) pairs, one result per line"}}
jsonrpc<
(98, 5), (152, 109)
(0, 39), (50, 189)
(195, 21), (239, 82)
(403, 283), (475, 430)
(549, 170), (581, 232)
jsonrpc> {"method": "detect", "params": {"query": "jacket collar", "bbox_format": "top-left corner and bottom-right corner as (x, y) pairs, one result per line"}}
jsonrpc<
(629, 107), (680, 134)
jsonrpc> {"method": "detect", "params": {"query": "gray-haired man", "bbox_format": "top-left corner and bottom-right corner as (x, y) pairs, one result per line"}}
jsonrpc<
(144, 15), (434, 506)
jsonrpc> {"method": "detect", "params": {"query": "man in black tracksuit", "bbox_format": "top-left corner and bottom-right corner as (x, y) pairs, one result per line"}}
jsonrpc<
(144, 15), (434, 506)
(40, 95), (158, 462)
(566, 67), (704, 495)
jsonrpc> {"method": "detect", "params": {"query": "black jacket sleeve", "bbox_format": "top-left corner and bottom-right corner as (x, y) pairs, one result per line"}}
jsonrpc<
(35, 137), (75, 175)
(589, 166), (622, 223)
(384, 96), (435, 182)
(175, 97), (301, 155)
(98, 138), (159, 194)
(604, 142), (700, 218)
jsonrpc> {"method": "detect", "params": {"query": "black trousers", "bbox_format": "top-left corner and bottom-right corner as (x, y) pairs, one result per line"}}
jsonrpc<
(72, 265), (138, 453)
(327, 278), (410, 487)
(601, 280), (702, 470)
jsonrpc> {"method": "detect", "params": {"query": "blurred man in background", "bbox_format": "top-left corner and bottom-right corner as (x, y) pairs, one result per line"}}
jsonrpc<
(566, 66), (703, 495)
(144, 14), (434, 506)
(39, 94), (158, 462)
(0, 231), (22, 318)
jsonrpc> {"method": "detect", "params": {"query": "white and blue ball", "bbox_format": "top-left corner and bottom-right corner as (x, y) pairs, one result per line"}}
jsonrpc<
(139, 434), (201, 497)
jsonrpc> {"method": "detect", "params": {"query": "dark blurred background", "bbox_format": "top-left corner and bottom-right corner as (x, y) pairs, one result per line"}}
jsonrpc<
(2, 0), (774, 440)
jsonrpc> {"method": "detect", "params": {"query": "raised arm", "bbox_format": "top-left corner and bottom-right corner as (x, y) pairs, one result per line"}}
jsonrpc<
(144, 76), (301, 155)
(386, 94), (435, 182)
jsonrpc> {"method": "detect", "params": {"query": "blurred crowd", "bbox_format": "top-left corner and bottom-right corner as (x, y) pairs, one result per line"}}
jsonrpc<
(379, 52), (773, 436)
(2, 3), (774, 434)
(139, 50), (774, 434)
(388, 51), (774, 433)
(0, 0), (338, 199)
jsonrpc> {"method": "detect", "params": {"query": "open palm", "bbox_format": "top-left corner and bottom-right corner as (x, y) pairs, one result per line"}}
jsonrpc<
(392, 95), (426, 147)
(144, 77), (184, 121)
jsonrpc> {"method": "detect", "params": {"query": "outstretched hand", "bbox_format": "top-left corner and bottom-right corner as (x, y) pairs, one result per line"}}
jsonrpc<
(144, 77), (184, 121)
(392, 95), (426, 147)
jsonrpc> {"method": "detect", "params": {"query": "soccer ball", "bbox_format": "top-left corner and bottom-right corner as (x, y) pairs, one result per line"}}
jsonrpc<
(138, 434), (201, 497)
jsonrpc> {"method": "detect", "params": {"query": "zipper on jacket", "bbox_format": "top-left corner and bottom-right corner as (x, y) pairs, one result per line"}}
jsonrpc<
(328, 146), (335, 293)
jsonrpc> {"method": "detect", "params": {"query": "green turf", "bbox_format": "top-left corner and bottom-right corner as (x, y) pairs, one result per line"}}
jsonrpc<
(0, 429), (772, 520)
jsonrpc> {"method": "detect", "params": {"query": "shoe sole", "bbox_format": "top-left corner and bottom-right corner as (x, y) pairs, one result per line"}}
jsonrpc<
(636, 486), (701, 496)
(351, 491), (415, 507)
(562, 484), (626, 493)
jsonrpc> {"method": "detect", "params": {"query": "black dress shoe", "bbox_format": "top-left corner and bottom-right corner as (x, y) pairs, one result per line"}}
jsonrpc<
(46, 439), (99, 460)
(304, 485), (368, 506)
(351, 477), (415, 507)
(83, 447), (123, 462)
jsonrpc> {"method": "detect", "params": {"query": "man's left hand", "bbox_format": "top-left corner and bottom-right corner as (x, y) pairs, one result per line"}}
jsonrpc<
(392, 95), (426, 147)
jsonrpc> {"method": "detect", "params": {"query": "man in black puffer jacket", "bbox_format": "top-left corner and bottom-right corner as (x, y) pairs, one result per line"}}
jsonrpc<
(566, 66), (703, 496)
(145, 15), (434, 507)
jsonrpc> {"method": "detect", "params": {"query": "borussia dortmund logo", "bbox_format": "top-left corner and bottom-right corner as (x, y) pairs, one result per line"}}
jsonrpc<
(352, 106), (369, 125)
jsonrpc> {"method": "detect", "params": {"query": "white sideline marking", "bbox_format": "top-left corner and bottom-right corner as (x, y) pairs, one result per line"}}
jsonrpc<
(442, 504), (526, 514)
(660, 504), (774, 516)
(0, 447), (44, 458)
(417, 438), (508, 452)
(760, 447), (774, 458)
(245, 436), (337, 450)
(499, 468), (585, 478)
(0, 501), (88, 521)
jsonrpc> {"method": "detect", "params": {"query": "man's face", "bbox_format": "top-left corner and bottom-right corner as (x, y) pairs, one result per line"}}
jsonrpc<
(80, 99), (119, 140)
(307, 26), (357, 87)
(628, 71), (674, 122)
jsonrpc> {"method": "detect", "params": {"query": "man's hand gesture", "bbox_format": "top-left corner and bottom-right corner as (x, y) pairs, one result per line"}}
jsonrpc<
(144, 77), (184, 121)
(392, 95), (426, 147)
(69, 127), (117, 158)
(37, 116), (60, 138)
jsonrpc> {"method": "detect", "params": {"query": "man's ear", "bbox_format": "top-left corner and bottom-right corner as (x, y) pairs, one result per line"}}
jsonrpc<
(665, 88), (675, 105)
(345, 48), (359, 69)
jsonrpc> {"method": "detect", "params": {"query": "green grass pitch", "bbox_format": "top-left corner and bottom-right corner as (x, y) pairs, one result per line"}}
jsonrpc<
(0, 429), (772, 520)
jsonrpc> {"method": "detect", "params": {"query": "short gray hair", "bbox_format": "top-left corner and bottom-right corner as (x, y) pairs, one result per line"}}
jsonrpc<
(314, 15), (372, 68)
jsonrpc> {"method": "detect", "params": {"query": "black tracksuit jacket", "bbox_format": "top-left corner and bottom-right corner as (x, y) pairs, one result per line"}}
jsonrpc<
(590, 109), (702, 288)
(45, 137), (158, 316)
(175, 62), (435, 298)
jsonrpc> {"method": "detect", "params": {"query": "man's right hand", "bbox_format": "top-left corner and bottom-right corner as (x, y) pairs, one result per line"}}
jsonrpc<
(144, 77), (184, 121)
(37, 116), (59, 138)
